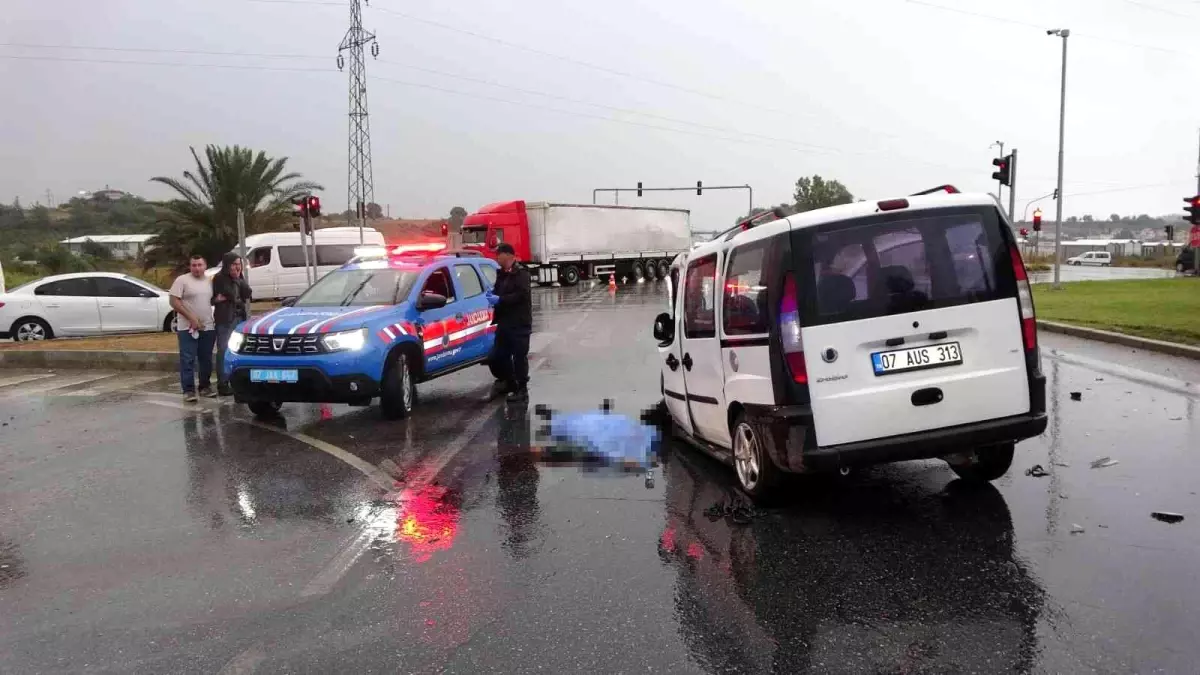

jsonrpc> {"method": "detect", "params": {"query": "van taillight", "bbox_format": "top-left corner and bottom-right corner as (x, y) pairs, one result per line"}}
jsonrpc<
(1010, 244), (1037, 351)
(780, 274), (807, 384)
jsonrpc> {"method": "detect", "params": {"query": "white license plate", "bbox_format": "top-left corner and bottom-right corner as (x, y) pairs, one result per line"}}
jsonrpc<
(250, 368), (299, 383)
(872, 342), (963, 376)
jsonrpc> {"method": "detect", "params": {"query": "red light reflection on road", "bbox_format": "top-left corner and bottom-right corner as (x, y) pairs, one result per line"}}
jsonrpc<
(393, 484), (459, 563)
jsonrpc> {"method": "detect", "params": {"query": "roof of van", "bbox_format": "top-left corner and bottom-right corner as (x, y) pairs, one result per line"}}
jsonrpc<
(691, 192), (1000, 257)
(242, 227), (382, 244)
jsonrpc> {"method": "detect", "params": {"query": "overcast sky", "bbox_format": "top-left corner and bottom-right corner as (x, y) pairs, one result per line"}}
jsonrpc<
(3, 0), (1199, 230)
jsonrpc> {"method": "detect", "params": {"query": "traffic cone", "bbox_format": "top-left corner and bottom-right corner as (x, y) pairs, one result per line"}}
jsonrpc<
(608, 274), (617, 292)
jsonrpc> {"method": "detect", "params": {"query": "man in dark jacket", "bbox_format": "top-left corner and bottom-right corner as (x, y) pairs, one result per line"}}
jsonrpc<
(212, 252), (253, 396)
(486, 243), (533, 403)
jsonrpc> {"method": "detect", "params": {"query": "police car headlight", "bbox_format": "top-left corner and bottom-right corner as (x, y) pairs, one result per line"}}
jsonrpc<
(322, 327), (367, 352)
(228, 331), (244, 353)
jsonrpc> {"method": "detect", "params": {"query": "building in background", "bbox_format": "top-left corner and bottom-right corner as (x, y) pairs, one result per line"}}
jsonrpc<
(60, 234), (155, 260)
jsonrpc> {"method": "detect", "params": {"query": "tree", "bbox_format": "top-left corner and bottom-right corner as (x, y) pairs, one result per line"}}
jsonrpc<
(793, 175), (853, 212)
(448, 206), (468, 232)
(146, 145), (322, 268)
(29, 205), (51, 227)
(1109, 214), (1121, 222)
(37, 244), (93, 274)
(366, 202), (384, 219)
(1067, 216), (1078, 224)
(80, 239), (113, 260)
(1082, 214), (1094, 223)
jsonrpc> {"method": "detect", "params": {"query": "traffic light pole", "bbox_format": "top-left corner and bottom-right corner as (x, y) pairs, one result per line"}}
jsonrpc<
(1050, 29), (1070, 290)
(1008, 148), (1018, 224)
(300, 210), (314, 287)
(592, 184), (754, 216)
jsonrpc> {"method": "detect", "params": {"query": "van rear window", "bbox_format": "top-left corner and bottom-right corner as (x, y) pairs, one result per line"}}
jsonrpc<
(800, 208), (1015, 325)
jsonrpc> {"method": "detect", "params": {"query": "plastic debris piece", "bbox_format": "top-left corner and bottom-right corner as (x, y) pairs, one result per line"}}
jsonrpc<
(1025, 464), (1049, 478)
(1090, 457), (1119, 469)
(1053, 461), (1070, 467)
(1151, 511), (1185, 524)
(1069, 392), (1082, 401)
(1070, 524), (1085, 534)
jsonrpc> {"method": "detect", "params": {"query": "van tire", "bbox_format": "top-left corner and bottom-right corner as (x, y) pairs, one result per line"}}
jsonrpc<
(732, 413), (783, 502)
(948, 442), (1015, 482)
(380, 351), (416, 419)
(248, 401), (283, 418)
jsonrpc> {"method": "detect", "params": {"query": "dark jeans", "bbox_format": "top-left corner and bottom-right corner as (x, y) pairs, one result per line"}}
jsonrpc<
(490, 327), (531, 390)
(177, 329), (216, 393)
(215, 323), (235, 388)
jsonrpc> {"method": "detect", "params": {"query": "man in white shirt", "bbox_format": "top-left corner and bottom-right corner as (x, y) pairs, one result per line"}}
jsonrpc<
(169, 254), (216, 402)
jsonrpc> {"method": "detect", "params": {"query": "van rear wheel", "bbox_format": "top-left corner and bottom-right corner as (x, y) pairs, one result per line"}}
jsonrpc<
(947, 442), (1015, 482)
(732, 414), (783, 501)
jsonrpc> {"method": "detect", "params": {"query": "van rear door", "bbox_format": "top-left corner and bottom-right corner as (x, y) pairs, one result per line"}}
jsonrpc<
(794, 205), (1031, 447)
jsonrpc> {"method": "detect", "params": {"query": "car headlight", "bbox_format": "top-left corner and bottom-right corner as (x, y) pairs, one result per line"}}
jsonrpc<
(322, 327), (368, 352)
(228, 330), (244, 353)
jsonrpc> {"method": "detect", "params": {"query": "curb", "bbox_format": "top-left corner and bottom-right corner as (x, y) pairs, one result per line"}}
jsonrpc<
(0, 350), (176, 371)
(1038, 320), (1200, 361)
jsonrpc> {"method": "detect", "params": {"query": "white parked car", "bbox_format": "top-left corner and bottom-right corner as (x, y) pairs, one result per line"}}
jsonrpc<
(1066, 251), (1112, 266)
(652, 187), (1047, 501)
(0, 272), (176, 342)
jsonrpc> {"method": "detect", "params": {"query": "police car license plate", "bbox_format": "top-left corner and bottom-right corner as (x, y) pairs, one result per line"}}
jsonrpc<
(871, 342), (963, 376)
(250, 368), (299, 383)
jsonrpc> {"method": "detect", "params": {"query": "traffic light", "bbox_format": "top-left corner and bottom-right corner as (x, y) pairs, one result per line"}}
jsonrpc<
(637, 182), (643, 198)
(991, 155), (1012, 186)
(696, 181), (703, 196)
(1184, 196), (1200, 225)
(1032, 207), (1043, 232)
(1019, 228), (1029, 237)
(307, 195), (321, 218)
(1165, 225), (1175, 241)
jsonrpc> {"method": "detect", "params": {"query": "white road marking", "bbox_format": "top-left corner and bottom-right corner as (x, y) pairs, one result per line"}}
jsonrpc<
(1046, 348), (1199, 398)
(0, 373), (118, 397)
(146, 399), (217, 414)
(245, 420), (394, 491)
(64, 374), (170, 397)
(0, 373), (58, 389)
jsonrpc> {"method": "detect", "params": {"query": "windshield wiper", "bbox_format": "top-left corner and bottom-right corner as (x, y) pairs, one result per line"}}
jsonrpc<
(340, 276), (374, 306)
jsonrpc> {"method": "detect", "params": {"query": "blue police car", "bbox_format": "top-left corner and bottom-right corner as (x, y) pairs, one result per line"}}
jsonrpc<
(225, 246), (501, 419)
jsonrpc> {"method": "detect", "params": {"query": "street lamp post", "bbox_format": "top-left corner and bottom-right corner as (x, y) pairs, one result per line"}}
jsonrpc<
(1048, 28), (1070, 289)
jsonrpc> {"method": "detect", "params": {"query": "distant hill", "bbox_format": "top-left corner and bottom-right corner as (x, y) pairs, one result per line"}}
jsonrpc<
(0, 196), (165, 256)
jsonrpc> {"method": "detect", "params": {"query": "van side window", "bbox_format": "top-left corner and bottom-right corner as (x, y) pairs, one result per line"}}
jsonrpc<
(277, 246), (307, 268)
(683, 255), (718, 339)
(722, 243), (769, 335)
(316, 244), (357, 266)
(249, 247), (272, 268)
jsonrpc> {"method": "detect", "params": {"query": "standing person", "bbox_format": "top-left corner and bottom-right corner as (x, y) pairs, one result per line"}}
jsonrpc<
(486, 243), (533, 403)
(169, 254), (216, 402)
(211, 252), (253, 396)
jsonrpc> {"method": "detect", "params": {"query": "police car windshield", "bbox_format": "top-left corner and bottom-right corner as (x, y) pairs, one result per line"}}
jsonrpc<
(294, 267), (417, 307)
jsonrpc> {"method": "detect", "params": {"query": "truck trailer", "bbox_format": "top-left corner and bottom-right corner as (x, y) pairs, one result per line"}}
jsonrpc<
(461, 201), (692, 286)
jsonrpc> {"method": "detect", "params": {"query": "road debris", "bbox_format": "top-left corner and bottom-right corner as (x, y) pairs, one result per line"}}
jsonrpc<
(1070, 523), (1085, 534)
(1070, 392), (1083, 401)
(1090, 457), (1120, 469)
(1024, 464), (1049, 478)
(703, 497), (763, 525)
(1151, 511), (1185, 524)
(1053, 461), (1070, 467)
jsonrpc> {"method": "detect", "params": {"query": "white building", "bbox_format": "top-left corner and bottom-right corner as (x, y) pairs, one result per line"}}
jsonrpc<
(60, 234), (155, 260)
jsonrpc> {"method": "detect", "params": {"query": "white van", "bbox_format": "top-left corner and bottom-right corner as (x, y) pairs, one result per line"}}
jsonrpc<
(653, 188), (1047, 501)
(1066, 250), (1112, 266)
(210, 227), (385, 299)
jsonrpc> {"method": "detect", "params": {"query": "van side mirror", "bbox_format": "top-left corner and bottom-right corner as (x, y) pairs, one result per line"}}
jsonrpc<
(416, 292), (448, 311)
(652, 312), (674, 344)
(281, 297), (297, 307)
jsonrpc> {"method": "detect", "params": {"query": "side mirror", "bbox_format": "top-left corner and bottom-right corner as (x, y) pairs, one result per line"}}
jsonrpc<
(652, 311), (674, 344)
(416, 292), (448, 311)
(281, 297), (297, 307)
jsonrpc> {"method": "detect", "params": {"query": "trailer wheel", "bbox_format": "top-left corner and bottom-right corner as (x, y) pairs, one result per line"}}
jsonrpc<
(631, 261), (646, 283)
(560, 265), (580, 286)
(656, 260), (670, 280)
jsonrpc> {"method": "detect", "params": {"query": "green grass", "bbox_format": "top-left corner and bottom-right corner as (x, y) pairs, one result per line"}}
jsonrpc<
(1033, 278), (1200, 346)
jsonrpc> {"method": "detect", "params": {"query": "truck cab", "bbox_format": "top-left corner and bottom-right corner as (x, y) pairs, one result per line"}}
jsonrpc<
(462, 200), (532, 263)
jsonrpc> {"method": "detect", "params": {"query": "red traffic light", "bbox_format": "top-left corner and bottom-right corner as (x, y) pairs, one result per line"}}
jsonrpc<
(306, 195), (321, 217)
(1184, 196), (1200, 225)
(1032, 207), (1043, 232)
(1019, 228), (1029, 236)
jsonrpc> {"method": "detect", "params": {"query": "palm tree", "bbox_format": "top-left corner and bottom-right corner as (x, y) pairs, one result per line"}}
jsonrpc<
(146, 145), (323, 268)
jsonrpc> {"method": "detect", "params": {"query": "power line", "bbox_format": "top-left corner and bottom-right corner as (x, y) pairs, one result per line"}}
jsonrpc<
(0, 41), (324, 60)
(0, 52), (333, 74)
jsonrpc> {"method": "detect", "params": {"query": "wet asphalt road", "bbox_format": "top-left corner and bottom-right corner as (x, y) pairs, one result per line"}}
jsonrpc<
(2, 282), (1200, 674)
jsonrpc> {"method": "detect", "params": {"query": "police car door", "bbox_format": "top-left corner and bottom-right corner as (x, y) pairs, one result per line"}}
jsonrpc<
(415, 266), (464, 373)
(449, 262), (494, 364)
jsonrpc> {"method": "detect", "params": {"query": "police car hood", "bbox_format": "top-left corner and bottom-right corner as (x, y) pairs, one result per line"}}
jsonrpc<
(241, 304), (397, 335)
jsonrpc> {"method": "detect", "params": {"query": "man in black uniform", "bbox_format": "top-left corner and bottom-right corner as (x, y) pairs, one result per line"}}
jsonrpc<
(486, 243), (532, 403)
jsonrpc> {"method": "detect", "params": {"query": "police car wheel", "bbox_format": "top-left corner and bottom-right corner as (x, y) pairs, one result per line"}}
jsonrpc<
(248, 401), (282, 418)
(381, 351), (416, 419)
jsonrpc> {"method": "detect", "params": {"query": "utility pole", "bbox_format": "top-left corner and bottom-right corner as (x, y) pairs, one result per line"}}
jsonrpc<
(1195, 127), (1200, 195)
(1048, 29), (1070, 289)
(337, 0), (379, 246)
